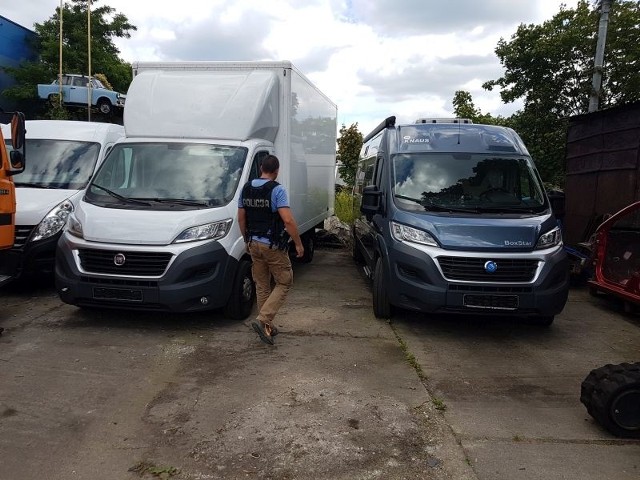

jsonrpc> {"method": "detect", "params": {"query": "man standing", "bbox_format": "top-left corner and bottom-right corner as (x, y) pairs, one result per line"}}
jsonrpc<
(238, 155), (304, 345)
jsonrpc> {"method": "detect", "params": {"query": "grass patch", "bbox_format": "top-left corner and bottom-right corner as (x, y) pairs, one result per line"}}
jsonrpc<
(392, 328), (426, 381)
(335, 190), (356, 225)
(129, 461), (179, 478)
(432, 398), (447, 411)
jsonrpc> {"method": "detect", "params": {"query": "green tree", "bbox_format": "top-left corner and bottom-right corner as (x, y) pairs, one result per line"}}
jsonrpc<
(452, 90), (503, 125)
(3, 0), (136, 110)
(337, 123), (363, 187)
(482, 0), (640, 184)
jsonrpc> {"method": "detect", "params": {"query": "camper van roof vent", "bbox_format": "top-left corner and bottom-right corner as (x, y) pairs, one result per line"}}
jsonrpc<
(415, 118), (473, 124)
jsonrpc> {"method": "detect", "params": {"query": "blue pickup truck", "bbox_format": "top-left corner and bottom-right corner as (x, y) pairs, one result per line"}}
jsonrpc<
(37, 74), (126, 115)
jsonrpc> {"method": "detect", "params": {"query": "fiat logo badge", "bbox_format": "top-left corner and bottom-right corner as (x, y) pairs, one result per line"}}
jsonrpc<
(484, 260), (498, 273)
(113, 253), (126, 266)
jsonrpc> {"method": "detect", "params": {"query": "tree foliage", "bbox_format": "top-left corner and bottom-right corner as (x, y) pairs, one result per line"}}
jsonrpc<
(452, 90), (504, 125)
(3, 0), (136, 110)
(481, 0), (640, 185)
(337, 123), (363, 187)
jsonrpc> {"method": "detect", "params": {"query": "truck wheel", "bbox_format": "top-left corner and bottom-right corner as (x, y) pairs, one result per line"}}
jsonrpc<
(223, 259), (255, 320)
(97, 98), (112, 115)
(373, 257), (393, 319)
(580, 362), (640, 438)
(297, 231), (315, 264)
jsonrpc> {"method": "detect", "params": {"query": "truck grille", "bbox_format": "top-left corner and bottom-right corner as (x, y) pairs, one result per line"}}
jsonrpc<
(78, 249), (172, 276)
(437, 256), (538, 282)
(13, 226), (35, 250)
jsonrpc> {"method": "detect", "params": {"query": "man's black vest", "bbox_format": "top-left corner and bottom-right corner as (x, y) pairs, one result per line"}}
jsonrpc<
(242, 180), (288, 249)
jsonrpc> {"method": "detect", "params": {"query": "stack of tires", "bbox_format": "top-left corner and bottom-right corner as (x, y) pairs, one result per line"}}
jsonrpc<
(580, 362), (640, 438)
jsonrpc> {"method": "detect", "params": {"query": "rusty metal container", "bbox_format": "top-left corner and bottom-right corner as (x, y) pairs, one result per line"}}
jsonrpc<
(564, 101), (640, 246)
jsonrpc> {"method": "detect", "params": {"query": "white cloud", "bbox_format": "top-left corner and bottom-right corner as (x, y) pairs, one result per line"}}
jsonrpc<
(3, 0), (580, 136)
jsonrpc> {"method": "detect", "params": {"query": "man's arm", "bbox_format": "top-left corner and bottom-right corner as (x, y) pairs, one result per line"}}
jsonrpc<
(278, 207), (304, 258)
(237, 207), (247, 241)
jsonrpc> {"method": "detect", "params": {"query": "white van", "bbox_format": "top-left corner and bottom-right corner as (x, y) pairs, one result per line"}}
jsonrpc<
(0, 120), (124, 283)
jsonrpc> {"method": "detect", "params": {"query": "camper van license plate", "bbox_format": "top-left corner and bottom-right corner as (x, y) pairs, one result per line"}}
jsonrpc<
(93, 287), (143, 302)
(463, 294), (518, 310)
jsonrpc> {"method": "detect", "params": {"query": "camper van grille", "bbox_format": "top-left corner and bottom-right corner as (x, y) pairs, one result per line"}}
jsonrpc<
(13, 226), (35, 250)
(78, 249), (172, 276)
(437, 257), (538, 282)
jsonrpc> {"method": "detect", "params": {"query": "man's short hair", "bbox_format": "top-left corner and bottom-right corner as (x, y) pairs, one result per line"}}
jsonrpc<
(261, 155), (280, 174)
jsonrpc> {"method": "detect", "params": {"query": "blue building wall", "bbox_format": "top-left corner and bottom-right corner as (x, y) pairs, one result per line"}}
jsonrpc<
(0, 15), (38, 111)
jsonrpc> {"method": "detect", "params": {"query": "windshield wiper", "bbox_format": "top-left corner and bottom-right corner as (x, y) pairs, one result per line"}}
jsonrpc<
(14, 182), (54, 189)
(137, 198), (211, 207)
(423, 205), (481, 214)
(90, 184), (151, 206)
(394, 194), (424, 205)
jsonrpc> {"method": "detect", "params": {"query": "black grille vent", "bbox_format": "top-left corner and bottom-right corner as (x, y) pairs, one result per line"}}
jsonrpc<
(14, 225), (35, 249)
(438, 256), (538, 282)
(78, 249), (172, 276)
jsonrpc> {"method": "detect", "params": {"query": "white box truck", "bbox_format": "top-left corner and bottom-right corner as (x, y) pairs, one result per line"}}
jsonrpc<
(55, 61), (337, 318)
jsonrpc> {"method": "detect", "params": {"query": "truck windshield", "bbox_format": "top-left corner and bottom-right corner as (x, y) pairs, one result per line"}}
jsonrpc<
(392, 153), (546, 213)
(86, 142), (248, 209)
(5, 139), (99, 189)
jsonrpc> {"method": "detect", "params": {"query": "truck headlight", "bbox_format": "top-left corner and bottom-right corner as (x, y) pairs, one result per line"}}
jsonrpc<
(31, 200), (74, 242)
(173, 219), (232, 243)
(391, 221), (438, 247)
(67, 214), (84, 239)
(535, 226), (562, 249)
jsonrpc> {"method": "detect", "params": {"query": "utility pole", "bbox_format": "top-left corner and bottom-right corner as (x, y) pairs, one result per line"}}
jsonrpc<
(58, 0), (63, 107)
(588, 0), (613, 113)
(87, 0), (92, 122)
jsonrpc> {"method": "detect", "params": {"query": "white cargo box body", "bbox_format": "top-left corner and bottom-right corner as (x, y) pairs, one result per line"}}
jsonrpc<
(128, 61), (337, 233)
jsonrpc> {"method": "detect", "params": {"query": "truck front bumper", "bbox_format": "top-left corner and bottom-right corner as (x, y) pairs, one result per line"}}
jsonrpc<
(55, 235), (238, 312)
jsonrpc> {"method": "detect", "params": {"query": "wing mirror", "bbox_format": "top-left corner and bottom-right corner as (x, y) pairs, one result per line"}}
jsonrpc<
(360, 185), (383, 220)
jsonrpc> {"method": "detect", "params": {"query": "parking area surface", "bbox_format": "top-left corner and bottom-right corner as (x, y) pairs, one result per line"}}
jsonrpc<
(0, 246), (638, 479)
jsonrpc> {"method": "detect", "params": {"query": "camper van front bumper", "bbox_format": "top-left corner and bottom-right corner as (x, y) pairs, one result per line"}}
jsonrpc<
(386, 242), (569, 317)
(55, 235), (238, 312)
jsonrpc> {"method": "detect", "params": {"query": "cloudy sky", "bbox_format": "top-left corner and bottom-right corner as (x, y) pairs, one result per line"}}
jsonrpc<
(5, 0), (580, 135)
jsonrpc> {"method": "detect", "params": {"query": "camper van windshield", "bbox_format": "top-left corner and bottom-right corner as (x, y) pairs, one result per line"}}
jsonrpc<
(5, 139), (100, 190)
(86, 142), (248, 209)
(392, 153), (546, 213)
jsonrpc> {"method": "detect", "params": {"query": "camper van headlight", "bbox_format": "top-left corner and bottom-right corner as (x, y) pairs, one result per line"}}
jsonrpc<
(174, 219), (233, 243)
(535, 226), (562, 250)
(31, 200), (74, 242)
(67, 214), (84, 239)
(391, 221), (438, 247)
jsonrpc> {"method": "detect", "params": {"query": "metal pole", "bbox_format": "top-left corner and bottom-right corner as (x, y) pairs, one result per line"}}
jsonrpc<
(87, 0), (92, 121)
(59, 0), (63, 107)
(588, 0), (613, 113)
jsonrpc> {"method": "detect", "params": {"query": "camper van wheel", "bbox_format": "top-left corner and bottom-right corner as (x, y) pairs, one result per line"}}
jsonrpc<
(580, 362), (640, 439)
(224, 259), (255, 320)
(373, 257), (393, 319)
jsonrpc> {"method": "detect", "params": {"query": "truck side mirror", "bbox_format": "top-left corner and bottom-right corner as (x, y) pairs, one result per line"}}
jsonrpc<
(361, 185), (382, 220)
(10, 112), (26, 150)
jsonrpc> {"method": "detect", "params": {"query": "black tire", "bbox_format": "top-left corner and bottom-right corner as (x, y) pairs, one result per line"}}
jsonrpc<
(352, 227), (364, 264)
(97, 98), (112, 115)
(580, 362), (640, 438)
(297, 231), (315, 264)
(223, 259), (255, 320)
(373, 257), (392, 319)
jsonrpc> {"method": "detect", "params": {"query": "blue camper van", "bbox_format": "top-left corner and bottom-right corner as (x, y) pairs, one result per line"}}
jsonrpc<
(352, 117), (569, 325)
